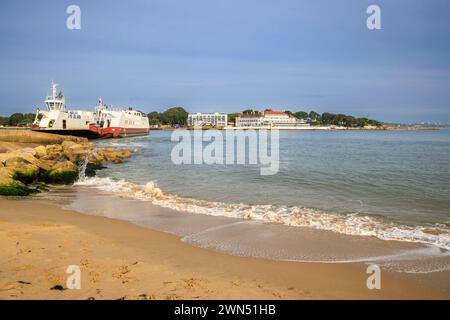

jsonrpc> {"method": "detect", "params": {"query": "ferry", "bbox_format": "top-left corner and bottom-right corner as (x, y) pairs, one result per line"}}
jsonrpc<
(32, 82), (150, 139)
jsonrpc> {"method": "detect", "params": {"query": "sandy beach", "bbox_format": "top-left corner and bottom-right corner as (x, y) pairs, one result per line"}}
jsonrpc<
(0, 197), (448, 300)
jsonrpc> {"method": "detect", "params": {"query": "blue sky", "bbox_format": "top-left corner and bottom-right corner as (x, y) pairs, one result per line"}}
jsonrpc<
(0, 0), (449, 123)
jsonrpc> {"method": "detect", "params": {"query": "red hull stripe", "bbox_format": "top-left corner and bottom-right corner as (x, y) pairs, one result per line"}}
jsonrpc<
(32, 125), (149, 139)
(97, 127), (149, 138)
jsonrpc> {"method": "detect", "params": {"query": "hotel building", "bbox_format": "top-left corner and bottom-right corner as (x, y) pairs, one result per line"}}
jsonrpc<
(235, 110), (310, 128)
(187, 112), (228, 128)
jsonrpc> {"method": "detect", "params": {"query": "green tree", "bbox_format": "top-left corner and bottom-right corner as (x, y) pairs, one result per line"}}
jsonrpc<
(8, 113), (24, 126)
(355, 117), (369, 127)
(321, 112), (335, 125)
(147, 111), (162, 125)
(293, 111), (308, 119)
(318, 112), (382, 127)
(161, 107), (188, 125)
(343, 115), (356, 127)
(227, 113), (240, 124)
(0, 116), (9, 125)
(368, 119), (382, 127)
(334, 114), (347, 126)
(309, 111), (321, 122)
(19, 113), (35, 126)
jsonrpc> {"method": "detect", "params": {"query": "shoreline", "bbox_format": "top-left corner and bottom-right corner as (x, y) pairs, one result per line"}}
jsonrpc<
(1, 197), (449, 300)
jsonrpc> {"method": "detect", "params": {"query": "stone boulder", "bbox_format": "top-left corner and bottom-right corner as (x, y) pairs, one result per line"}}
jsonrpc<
(11, 162), (40, 184)
(35, 159), (57, 172)
(43, 144), (65, 161)
(0, 167), (35, 196)
(4, 156), (28, 167)
(17, 151), (38, 165)
(20, 147), (37, 157)
(96, 148), (133, 164)
(2, 150), (37, 166)
(34, 145), (47, 158)
(2, 152), (40, 185)
(45, 160), (79, 184)
(83, 149), (104, 165)
(0, 152), (19, 164)
(61, 140), (78, 150)
(63, 142), (94, 163)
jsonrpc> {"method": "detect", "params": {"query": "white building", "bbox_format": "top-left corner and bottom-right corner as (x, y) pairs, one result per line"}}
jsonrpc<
(187, 112), (228, 128)
(235, 110), (309, 128)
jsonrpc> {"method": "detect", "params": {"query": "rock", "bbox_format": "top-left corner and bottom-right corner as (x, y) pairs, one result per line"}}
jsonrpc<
(0, 167), (13, 181)
(97, 148), (133, 164)
(0, 152), (18, 164)
(49, 285), (66, 291)
(89, 152), (106, 167)
(1, 151), (37, 166)
(35, 159), (57, 172)
(20, 148), (37, 157)
(63, 142), (94, 163)
(43, 144), (65, 161)
(18, 152), (38, 165)
(46, 144), (63, 154)
(61, 140), (78, 150)
(11, 163), (40, 184)
(0, 167), (35, 196)
(34, 145), (47, 158)
(45, 160), (79, 184)
(4, 156), (29, 167)
(0, 142), (134, 194)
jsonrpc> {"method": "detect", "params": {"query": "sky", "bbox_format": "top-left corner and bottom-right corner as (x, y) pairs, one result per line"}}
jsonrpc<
(0, 0), (449, 123)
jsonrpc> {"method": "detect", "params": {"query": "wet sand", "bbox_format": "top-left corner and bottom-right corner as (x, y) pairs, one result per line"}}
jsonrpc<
(0, 198), (448, 300)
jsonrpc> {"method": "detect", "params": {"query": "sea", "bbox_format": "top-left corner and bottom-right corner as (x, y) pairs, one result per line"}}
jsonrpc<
(38, 129), (450, 274)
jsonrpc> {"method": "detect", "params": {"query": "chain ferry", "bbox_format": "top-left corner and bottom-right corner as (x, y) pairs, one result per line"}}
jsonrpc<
(31, 82), (149, 139)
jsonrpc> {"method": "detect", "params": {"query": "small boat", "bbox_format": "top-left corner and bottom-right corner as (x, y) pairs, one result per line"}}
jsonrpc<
(31, 82), (149, 139)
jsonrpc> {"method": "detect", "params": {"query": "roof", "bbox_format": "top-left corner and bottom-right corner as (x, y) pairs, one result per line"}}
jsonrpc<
(264, 110), (286, 116)
(263, 110), (295, 118)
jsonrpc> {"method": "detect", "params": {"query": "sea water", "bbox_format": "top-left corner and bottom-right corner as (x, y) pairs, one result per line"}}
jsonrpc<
(54, 129), (450, 273)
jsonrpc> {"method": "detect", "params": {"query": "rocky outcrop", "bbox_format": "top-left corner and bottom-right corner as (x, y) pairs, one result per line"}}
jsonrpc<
(61, 141), (94, 163)
(0, 140), (133, 196)
(11, 163), (40, 184)
(34, 145), (47, 158)
(96, 148), (133, 164)
(0, 167), (35, 196)
(45, 160), (79, 184)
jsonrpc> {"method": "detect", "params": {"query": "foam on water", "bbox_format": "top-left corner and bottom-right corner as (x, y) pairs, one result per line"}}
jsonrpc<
(74, 176), (450, 251)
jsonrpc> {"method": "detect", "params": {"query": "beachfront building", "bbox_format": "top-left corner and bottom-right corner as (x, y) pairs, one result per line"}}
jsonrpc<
(187, 112), (228, 128)
(235, 109), (310, 128)
(234, 113), (264, 127)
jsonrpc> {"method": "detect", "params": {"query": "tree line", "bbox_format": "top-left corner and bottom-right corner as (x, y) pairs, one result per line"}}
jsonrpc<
(0, 113), (36, 126)
(147, 107), (188, 126)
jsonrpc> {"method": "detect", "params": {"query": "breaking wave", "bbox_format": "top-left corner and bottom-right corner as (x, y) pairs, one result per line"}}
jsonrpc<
(74, 176), (450, 251)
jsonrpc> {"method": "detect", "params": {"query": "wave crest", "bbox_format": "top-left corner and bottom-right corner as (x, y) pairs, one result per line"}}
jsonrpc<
(74, 176), (450, 251)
